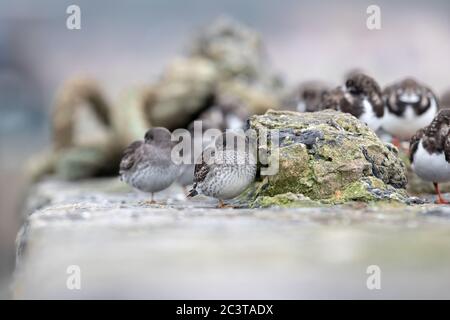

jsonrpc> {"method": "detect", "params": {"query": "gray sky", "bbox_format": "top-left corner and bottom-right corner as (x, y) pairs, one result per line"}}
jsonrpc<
(1, 0), (449, 107)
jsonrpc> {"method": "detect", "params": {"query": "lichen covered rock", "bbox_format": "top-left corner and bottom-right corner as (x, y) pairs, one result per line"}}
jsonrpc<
(248, 110), (408, 205)
(251, 192), (324, 208)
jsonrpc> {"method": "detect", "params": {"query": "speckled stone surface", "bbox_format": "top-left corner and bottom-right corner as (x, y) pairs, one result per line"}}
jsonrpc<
(12, 178), (450, 299)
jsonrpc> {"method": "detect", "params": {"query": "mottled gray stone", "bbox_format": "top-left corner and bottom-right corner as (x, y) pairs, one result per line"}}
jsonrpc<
(12, 178), (450, 299)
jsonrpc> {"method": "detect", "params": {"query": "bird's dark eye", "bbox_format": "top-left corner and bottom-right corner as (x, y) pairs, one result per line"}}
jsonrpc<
(145, 132), (153, 141)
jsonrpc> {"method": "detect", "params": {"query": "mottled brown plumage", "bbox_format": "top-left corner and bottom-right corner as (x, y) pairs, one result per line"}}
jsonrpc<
(345, 73), (384, 117)
(419, 109), (450, 161)
(383, 78), (439, 141)
(119, 141), (144, 173)
(320, 73), (384, 131)
(384, 78), (437, 117)
(188, 132), (257, 204)
(192, 148), (214, 187)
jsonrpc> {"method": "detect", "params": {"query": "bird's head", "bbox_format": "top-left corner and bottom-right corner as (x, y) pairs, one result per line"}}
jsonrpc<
(144, 127), (172, 145)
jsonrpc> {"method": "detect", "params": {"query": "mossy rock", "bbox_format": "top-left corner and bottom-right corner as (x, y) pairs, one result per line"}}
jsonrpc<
(247, 109), (409, 205)
(252, 192), (324, 208)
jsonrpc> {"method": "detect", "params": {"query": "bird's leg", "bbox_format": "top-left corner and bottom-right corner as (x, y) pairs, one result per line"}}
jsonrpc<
(434, 182), (449, 204)
(392, 137), (409, 153)
(391, 137), (401, 149)
(217, 200), (234, 208)
(145, 192), (156, 205)
(391, 137), (409, 153)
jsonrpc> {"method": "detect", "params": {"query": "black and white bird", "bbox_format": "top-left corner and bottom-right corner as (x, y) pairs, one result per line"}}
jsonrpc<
(188, 131), (257, 207)
(321, 73), (384, 131)
(295, 81), (330, 113)
(410, 109), (450, 204)
(383, 78), (439, 141)
(119, 127), (179, 203)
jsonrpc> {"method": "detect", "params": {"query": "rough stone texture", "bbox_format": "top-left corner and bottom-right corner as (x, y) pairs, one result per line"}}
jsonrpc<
(248, 110), (409, 205)
(12, 178), (450, 299)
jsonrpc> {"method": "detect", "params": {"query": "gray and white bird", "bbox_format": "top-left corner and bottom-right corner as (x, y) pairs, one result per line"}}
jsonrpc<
(410, 109), (450, 204)
(119, 127), (179, 203)
(188, 132), (257, 207)
(321, 73), (384, 131)
(383, 78), (439, 141)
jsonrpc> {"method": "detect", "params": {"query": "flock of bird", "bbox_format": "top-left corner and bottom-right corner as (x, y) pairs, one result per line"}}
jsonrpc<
(119, 128), (257, 207)
(119, 71), (450, 206)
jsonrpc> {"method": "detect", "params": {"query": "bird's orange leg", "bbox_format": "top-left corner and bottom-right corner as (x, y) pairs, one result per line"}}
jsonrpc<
(434, 183), (449, 204)
(217, 200), (233, 208)
(391, 137), (401, 149)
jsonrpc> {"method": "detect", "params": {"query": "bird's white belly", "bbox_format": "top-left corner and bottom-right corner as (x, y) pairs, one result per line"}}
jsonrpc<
(129, 164), (178, 193)
(383, 100), (438, 140)
(219, 170), (255, 199)
(412, 141), (450, 183)
(203, 165), (256, 200)
(359, 99), (382, 132)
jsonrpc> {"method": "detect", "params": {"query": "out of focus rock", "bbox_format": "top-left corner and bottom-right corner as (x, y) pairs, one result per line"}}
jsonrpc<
(112, 87), (153, 147)
(146, 57), (218, 130)
(26, 17), (286, 182)
(26, 78), (149, 182)
(190, 16), (273, 83)
(148, 16), (284, 131)
(52, 78), (112, 150)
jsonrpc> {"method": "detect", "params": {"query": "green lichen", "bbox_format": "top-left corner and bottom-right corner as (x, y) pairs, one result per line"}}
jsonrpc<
(251, 192), (324, 208)
(245, 109), (409, 206)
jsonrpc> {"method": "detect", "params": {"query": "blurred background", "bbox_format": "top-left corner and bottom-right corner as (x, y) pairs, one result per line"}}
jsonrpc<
(0, 0), (449, 298)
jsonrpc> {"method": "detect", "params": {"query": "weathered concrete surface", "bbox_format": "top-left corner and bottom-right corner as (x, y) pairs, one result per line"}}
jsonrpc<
(12, 178), (450, 299)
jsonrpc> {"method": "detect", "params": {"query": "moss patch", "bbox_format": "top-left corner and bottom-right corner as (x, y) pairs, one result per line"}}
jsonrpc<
(245, 109), (409, 206)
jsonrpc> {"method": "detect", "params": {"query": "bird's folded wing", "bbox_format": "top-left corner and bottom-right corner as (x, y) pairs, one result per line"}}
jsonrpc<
(193, 156), (210, 183)
(119, 141), (143, 173)
(409, 129), (424, 163)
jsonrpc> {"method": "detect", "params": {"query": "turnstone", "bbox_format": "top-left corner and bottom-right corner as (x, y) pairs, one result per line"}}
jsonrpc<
(383, 78), (439, 141)
(296, 81), (330, 113)
(410, 109), (450, 204)
(119, 127), (179, 203)
(321, 73), (384, 131)
(187, 131), (257, 207)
